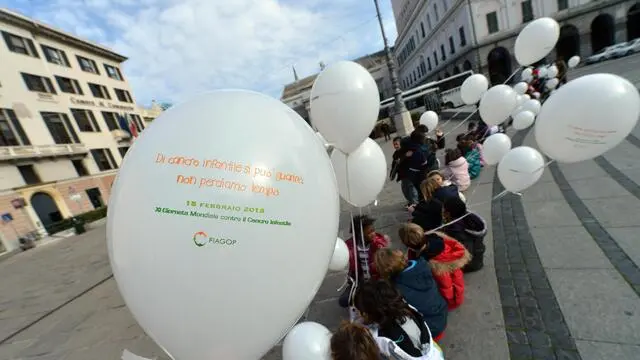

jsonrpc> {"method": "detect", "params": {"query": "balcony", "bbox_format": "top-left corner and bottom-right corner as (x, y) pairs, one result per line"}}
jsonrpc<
(111, 129), (131, 142)
(0, 144), (88, 162)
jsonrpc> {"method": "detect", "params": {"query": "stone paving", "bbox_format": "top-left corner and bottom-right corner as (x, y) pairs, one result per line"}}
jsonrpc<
(1, 54), (640, 360)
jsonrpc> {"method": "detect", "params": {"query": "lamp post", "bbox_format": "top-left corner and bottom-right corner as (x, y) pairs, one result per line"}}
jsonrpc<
(373, 0), (414, 136)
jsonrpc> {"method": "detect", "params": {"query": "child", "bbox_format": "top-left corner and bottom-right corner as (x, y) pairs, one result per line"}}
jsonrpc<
(443, 196), (487, 273)
(391, 136), (419, 207)
(354, 280), (445, 359)
(338, 215), (389, 308)
(398, 223), (471, 310)
(440, 149), (471, 192)
(410, 178), (445, 233)
(457, 135), (482, 179)
(375, 248), (448, 341)
(330, 321), (382, 360)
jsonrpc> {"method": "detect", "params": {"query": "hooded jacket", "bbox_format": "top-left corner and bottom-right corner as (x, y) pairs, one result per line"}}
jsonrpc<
(444, 212), (487, 273)
(462, 148), (482, 179)
(345, 233), (389, 280)
(442, 157), (471, 192)
(428, 235), (471, 310)
(411, 200), (443, 234)
(433, 184), (460, 203)
(393, 258), (448, 338)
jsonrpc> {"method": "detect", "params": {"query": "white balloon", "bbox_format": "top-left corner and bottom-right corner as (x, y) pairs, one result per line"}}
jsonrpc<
(537, 67), (548, 79)
(514, 17), (560, 66)
(283, 322), (331, 360)
(545, 78), (559, 90)
(512, 110), (536, 130)
(479, 85), (518, 126)
(547, 65), (559, 78)
(514, 82), (529, 95)
(523, 94), (531, 100)
(522, 99), (542, 115)
(521, 67), (533, 82)
(328, 237), (349, 271)
(515, 95), (525, 106)
(482, 133), (512, 165)
(535, 73), (640, 163)
(331, 138), (387, 207)
(460, 74), (489, 105)
(419, 111), (439, 132)
(310, 61), (380, 153)
(107, 90), (340, 360)
(498, 146), (546, 193)
(568, 55), (580, 68)
(532, 92), (541, 99)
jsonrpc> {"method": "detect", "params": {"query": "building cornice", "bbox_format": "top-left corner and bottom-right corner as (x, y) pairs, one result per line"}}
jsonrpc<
(0, 8), (128, 63)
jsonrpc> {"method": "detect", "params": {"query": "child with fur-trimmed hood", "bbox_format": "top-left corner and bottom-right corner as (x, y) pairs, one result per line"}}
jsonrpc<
(399, 223), (471, 311)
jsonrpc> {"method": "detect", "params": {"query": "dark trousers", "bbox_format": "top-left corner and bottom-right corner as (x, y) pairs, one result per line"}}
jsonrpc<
(338, 282), (353, 308)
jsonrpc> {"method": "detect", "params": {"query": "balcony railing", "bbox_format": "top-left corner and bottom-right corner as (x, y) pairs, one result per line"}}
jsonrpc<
(0, 144), (88, 161)
(111, 129), (131, 142)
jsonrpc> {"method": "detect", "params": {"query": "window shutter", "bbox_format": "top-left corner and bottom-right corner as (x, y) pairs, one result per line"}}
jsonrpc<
(73, 79), (84, 95)
(88, 110), (100, 131)
(6, 109), (30, 145)
(1, 31), (13, 51)
(61, 51), (70, 67)
(106, 149), (119, 169)
(93, 60), (100, 75)
(27, 39), (39, 58)
(62, 114), (80, 143)
(44, 77), (57, 94)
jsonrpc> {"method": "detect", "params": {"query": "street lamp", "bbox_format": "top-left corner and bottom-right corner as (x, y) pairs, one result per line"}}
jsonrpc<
(373, 0), (414, 136)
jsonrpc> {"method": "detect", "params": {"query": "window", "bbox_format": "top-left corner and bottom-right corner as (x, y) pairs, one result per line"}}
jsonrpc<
(427, 14), (432, 30)
(1, 31), (39, 57)
(440, 45), (446, 61)
(18, 165), (40, 185)
(433, 52), (439, 66)
(0, 109), (30, 146)
(130, 114), (145, 131)
(41, 45), (70, 66)
(434, 4), (439, 22)
(104, 64), (123, 80)
(420, 22), (426, 37)
(71, 109), (100, 132)
(486, 12), (499, 34)
(114, 88), (133, 103)
(91, 148), (118, 171)
(119, 146), (130, 159)
(459, 27), (467, 46)
(427, 57), (432, 71)
(77, 55), (99, 74)
(102, 111), (120, 131)
(72, 160), (88, 176)
(88, 83), (111, 99)
(449, 36), (455, 54)
(21, 73), (57, 94)
(557, 0), (568, 10)
(40, 112), (79, 144)
(55, 76), (83, 95)
(521, 0), (534, 23)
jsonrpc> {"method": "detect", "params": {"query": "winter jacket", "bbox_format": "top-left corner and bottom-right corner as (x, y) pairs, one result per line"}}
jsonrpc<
(428, 235), (471, 310)
(444, 212), (487, 273)
(345, 233), (389, 280)
(433, 185), (461, 204)
(390, 149), (410, 181)
(411, 200), (443, 232)
(407, 234), (445, 262)
(473, 142), (486, 166)
(464, 148), (482, 179)
(393, 258), (448, 338)
(442, 157), (471, 192)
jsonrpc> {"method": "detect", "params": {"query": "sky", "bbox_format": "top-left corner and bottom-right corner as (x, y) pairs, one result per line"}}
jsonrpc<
(3, 0), (398, 106)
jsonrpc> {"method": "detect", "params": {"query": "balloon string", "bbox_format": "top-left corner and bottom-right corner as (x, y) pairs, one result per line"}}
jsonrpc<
(437, 107), (469, 131)
(443, 110), (477, 137)
(348, 210), (358, 311)
(507, 159), (555, 174)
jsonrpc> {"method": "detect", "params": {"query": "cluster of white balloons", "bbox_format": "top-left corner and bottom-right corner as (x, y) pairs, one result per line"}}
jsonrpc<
(460, 17), (640, 195)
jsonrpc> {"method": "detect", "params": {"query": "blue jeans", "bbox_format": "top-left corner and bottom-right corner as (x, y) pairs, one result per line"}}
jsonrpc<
(401, 178), (419, 205)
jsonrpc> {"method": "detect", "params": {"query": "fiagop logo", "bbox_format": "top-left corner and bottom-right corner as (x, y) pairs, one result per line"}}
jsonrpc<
(192, 231), (238, 247)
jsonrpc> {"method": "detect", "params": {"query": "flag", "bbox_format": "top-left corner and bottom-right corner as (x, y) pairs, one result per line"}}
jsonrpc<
(128, 114), (139, 138)
(117, 114), (132, 137)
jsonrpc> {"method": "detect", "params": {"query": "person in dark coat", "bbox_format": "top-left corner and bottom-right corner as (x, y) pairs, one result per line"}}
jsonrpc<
(443, 196), (488, 272)
(375, 248), (448, 341)
(390, 136), (418, 206)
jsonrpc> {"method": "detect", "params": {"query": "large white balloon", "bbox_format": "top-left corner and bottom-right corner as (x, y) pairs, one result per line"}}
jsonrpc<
(512, 110), (536, 130)
(521, 67), (533, 82)
(460, 74), (489, 104)
(547, 65), (559, 78)
(420, 111), (439, 132)
(514, 82), (529, 95)
(537, 67), (548, 79)
(331, 138), (387, 207)
(545, 78), (559, 90)
(532, 92), (541, 99)
(535, 73), (640, 163)
(515, 94), (527, 106)
(482, 133), (512, 165)
(568, 56), (580, 68)
(107, 90), (340, 360)
(479, 85), (518, 126)
(498, 147), (546, 193)
(310, 61), (380, 154)
(522, 99), (541, 115)
(514, 17), (560, 66)
(328, 237), (349, 271)
(283, 322), (331, 360)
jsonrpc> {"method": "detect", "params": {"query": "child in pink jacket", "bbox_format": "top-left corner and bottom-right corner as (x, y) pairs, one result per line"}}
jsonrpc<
(441, 148), (471, 192)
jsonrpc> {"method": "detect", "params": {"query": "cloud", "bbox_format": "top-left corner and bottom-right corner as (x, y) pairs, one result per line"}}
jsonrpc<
(5, 0), (397, 105)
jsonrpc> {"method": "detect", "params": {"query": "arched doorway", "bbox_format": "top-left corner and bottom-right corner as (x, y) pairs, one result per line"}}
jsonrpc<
(487, 46), (512, 85)
(31, 192), (63, 229)
(628, 3), (640, 41)
(463, 60), (472, 71)
(556, 24), (580, 61)
(591, 14), (615, 54)
(453, 66), (461, 74)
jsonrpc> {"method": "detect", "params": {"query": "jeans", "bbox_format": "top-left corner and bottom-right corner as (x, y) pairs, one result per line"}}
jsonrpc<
(401, 178), (420, 204)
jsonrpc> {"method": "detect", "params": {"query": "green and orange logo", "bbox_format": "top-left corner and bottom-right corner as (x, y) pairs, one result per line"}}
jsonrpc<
(193, 231), (208, 247)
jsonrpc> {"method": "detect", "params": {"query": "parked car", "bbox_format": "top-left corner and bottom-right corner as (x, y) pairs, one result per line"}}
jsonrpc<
(585, 44), (624, 64)
(613, 38), (640, 57)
